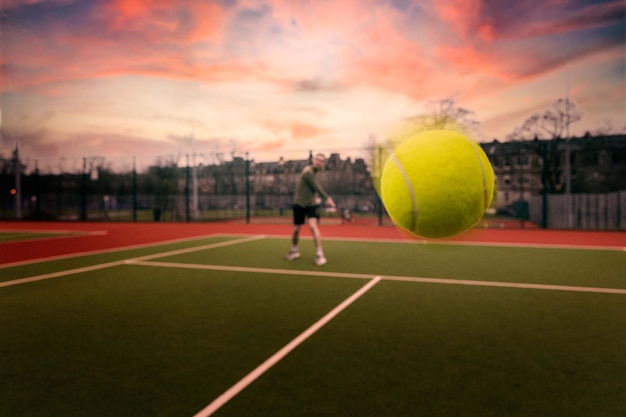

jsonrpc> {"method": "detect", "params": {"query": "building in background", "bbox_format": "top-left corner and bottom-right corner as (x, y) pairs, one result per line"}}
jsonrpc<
(481, 134), (626, 212)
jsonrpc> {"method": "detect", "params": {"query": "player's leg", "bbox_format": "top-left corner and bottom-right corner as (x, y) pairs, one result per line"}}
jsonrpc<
(308, 217), (321, 248)
(285, 224), (302, 260)
(307, 215), (327, 266)
(291, 225), (300, 247)
(285, 205), (304, 260)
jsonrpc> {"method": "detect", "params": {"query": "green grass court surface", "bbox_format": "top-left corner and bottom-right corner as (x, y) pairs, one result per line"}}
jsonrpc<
(1, 235), (625, 416)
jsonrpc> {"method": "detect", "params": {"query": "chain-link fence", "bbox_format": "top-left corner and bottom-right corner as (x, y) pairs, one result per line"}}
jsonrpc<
(0, 151), (385, 224)
(2, 142), (625, 230)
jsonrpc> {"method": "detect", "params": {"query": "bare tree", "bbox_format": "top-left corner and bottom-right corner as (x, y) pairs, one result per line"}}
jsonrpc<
(507, 98), (583, 194)
(369, 97), (481, 193)
(408, 97), (481, 137)
(590, 119), (626, 136)
(506, 99), (583, 141)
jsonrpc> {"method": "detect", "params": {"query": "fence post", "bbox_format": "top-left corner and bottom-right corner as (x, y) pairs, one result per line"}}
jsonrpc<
(132, 156), (137, 222)
(377, 146), (383, 226)
(34, 159), (41, 219)
(80, 157), (87, 221)
(618, 191), (623, 230)
(540, 142), (548, 228)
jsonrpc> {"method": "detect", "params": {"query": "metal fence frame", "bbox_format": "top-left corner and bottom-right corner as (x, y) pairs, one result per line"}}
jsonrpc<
(530, 192), (625, 230)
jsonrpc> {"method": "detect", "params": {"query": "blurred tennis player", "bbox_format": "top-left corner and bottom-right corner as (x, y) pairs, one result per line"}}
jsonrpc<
(284, 153), (336, 266)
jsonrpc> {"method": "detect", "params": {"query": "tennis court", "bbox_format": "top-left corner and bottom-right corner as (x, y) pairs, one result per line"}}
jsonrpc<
(1, 222), (625, 417)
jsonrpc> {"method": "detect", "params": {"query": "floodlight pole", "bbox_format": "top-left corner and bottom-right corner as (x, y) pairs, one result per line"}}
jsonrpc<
(192, 151), (198, 221)
(185, 154), (191, 222)
(245, 152), (250, 224)
(378, 146), (383, 226)
(13, 143), (22, 219)
(80, 157), (87, 221)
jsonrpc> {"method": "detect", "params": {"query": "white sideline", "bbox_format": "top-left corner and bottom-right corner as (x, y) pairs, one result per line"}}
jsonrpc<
(131, 260), (626, 295)
(131, 260), (376, 280)
(193, 276), (382, 417)
(0, 235), (265, 288)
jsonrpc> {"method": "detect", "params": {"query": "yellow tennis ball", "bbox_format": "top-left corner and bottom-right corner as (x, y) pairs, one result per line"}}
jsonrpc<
(381, 129), (494, 239)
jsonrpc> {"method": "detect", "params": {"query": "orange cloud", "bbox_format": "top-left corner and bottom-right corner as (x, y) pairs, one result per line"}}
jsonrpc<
(262, 120), (326, 140)
(435, 45), (510, 79)
(242, 138), (289, 153)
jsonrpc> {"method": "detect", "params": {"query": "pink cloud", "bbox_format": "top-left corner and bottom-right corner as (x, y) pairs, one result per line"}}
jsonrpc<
(428, 0), (485, 38)
(1, 1), (232, 93)
(1, 0), (623, 154)
(427, 0), (625, 42)
(337, 8), (434, 99)
(103, 0), (227, 43)
(270, 0), (379, 35)
(505, 1), (623, 39)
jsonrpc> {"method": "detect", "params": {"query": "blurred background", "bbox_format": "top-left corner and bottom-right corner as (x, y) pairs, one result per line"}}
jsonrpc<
(1, 1), (624, 229)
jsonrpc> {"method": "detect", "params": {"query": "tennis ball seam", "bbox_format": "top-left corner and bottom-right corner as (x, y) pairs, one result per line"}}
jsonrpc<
(390, 152), (418, 231)
(469, 142), (489, 209)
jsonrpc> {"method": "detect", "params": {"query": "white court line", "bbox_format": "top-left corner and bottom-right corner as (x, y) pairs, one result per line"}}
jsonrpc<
(319, 235), (626, 252)
(130, 260), (626, 295)
(3, 233), (622, 269)
(130, 260), (376, 280)
(0, 235), (265, 288)
(383, 275), (626, 294)
(192, 276), (382, 417)
(216, 233), (626, 252)
(0, 232), (259, 269)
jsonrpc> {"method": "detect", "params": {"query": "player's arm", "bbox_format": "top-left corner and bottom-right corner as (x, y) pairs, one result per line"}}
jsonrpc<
(304, 171), (335, 208)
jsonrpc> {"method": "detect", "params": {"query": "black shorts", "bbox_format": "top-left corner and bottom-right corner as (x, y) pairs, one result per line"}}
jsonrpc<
(293, 204), (320, 225)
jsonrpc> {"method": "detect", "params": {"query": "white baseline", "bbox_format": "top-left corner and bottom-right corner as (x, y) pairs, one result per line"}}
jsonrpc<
(0, 235), (265, 288)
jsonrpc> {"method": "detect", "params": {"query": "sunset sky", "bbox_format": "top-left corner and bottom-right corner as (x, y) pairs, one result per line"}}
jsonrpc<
(1, 0), (624, 171)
